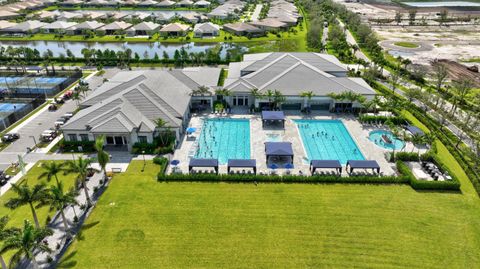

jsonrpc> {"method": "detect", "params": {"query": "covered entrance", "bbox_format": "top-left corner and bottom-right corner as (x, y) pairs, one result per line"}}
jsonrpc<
(232, 95), (249, 106)
(106, 135), (128, 146)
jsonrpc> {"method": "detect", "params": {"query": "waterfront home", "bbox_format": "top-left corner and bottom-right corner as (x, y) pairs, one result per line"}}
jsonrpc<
(193, 22), (220, 37)
(98, 21), (132, 35)
(126, 21), (162, 36)
(42, 21), (78, 34)
(249, 18), (288, 32)
(223, 22), (265, 37)
(159, 22), (191, 36)
(0, 20), (47, 35)
(194, 0), (211, 8)
(66, 21), (105, 35)
(156, 0), (175, 7)
(0, 10), (21, 20)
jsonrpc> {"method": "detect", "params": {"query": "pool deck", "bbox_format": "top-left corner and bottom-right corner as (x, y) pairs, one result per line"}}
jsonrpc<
(169, 112), (424, 176)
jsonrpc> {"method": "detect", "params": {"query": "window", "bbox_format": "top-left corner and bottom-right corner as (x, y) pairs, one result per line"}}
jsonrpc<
(138, 136), (147, 143)
(80, 134), (89, 142)
(68, 134), (77, 142)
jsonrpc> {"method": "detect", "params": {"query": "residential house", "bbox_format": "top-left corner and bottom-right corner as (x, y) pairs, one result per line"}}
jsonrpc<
(193, 22), (219, 37)
(98, 21), (132, 35)
(159, 22), (191, 36)
(0, 20), (46, 35)
(0, 10), (21, 20)
(249, 18), (288, 32)
(66, 21), (105, 35)
(193, 0), (210, 8)
(156, 0), (175, 7)
(126, 21), (161, 36)
(223, 22), (264, 37)
(42, 21), (77, 34)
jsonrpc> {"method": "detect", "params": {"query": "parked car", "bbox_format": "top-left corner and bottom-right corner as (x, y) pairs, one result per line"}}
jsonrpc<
(0, 170), (11, 186)
(54, 98), (64, 105)
(48, 104), (57, 111)
(62, 91), (73, 100)
(64, 112), (74, 119)
(2, 133), (19, 143)
(40, 129), (57, 142)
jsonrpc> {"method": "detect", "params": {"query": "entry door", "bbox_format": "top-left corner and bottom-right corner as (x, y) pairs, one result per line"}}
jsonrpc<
(114, 136), (125, 145)
(106, 136), (115, 145)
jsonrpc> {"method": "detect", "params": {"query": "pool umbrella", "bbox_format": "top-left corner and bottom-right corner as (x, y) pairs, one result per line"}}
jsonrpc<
(170, 160), (180, 166)
(285, 163), (294, 170)
(269, 163), (278, 174)
(186, 127), (196, 134)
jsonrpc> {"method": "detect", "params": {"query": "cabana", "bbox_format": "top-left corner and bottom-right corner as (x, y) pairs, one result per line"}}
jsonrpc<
(261, 111), (285, 128)
(189, 158), (219, 174)
(406, 125), (425, 136)
(227, 159), (256, 174)
(265, 142), (293, 164)
(310, 160), (342, 174)
(346, 160), (380, 174)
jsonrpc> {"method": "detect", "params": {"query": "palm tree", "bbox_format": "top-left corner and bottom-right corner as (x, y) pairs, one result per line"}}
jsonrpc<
(1, 220), (52, 269)
(450, 79), (473, 117)
(65, 157), (94, 207)
(154, 118), (171, 146)
(249, 88), (262, 110)
(94, 135), (110, 183)
(264, 89), (275, 110)
(190, 85), (211, 96)
(39, 161), (65, 186)
(0, 216), (19, 269)
(4, 183), (49, 229)
(47, 182), (78, 233)
(410, 133), (424, 153)
(300, 91), (315, 111)
(215, 88), (232, 107)
(273, 90), (285, 110)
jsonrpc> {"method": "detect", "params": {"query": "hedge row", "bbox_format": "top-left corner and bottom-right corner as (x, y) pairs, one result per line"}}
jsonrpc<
(358, 114), (406, 125)
(58, 140), (95, 152)
(370, 80), (479, 193)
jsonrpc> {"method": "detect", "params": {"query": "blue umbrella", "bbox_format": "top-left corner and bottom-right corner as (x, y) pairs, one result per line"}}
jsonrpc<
(170, 160), (180, 166)
(284, 163), (294, 169)
(186, 127), (196, 133)
(269, 163), (279, 170)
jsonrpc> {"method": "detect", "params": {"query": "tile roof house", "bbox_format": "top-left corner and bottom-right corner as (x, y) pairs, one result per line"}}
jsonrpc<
(42, 21), (77, 33)
(193, 22), (220, 37)
(0, 10), (21, 20)
(126, 21), (161, 36)
(0, 20), (47, 34)
(98, 21), (132, 35)
(62, 68), (221, 150)
(249, 18), (288, 31)
(194, 0), (210, 8)
(223, 52), (376, 111)
(223, 22), (265, 37)
(156, 0), (175, 7)
(66, 21), (105, 35)
(159, 22), (191, 36)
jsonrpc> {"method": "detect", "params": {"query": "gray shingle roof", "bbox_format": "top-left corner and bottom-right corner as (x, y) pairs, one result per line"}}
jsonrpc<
(63, 68), (220, 133)
(224, 53), (375, 96)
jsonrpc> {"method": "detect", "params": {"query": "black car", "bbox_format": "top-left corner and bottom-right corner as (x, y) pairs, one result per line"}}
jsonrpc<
(2, 133), (19, 143)
(0, 170), (11, 186)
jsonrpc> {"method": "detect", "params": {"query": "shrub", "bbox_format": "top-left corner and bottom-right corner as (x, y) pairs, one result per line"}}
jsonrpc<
(59, 140), (95, 152)
(358, 114), (405, 125)
(391, 152), (420, 162)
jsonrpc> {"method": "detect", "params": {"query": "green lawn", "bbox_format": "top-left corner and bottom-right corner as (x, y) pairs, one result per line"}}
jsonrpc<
(393, 42), (419, 48)
(60, 160), (480, 268)
(0, 161), (77, 261)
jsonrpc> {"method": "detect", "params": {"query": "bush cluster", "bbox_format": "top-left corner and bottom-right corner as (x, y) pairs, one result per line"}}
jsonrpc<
(59, 140), (95, 152)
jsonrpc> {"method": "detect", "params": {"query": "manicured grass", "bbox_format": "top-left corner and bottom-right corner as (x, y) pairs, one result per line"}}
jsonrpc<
(400, 110), (430, 134)
(60, 160), (480, 268)
(0, 161), (77, 261)
(393, 42), (420, 48)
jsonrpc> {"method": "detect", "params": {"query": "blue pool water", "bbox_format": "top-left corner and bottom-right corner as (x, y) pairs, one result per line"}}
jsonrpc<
(195, 118), (250, 164)
(295, 120), (364, 164)
(369, 130), (405, 151)
(0, 103), (27, 112)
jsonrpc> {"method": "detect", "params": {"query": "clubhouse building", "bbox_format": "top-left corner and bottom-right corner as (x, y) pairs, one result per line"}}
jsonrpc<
(62, 53), (375, 151)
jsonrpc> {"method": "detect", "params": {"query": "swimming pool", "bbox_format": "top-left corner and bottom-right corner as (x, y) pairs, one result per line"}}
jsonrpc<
(295, 120), (364, 164)
(195, 118), (250, 164)
(369, 130), (405, 150)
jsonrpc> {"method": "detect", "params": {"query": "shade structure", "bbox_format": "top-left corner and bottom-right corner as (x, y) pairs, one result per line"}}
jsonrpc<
(261, 111), (285, 128)
(227, 159), (256, 174)
(406, 125), (424, 136)
(188, 158), (219, 174)
(265, 142), (293, 163)
(310, 160), (342, 174)
(346, 160), (380, 174)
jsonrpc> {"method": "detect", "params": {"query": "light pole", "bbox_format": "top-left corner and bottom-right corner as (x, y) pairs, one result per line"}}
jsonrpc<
(29, 136), (37, 147)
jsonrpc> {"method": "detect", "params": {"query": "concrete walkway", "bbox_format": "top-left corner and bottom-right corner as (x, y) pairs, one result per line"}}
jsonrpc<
(251, 4), (263, 21)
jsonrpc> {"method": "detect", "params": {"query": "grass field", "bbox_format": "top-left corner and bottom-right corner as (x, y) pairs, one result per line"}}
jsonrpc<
(0, 161), (76, 261)
(393, 42), (419, 48)
(59, 160), (480, 268)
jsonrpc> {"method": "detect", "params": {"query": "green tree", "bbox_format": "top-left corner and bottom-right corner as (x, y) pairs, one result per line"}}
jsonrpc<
(47, 182), (78, 233)
(0, 216), (19, 269)
(39, 161), (65, 187)
(450, 79), (473, 116)
(4, 183), (49, 229)
(1, 220), (52, 269)
(300, 91), (315, 110)
(65, 157), (94, 207)
(94, 135), (110, 182)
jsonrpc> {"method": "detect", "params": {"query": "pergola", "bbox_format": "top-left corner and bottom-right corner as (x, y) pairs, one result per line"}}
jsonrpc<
(261, 111), (285, 128)
(346, 160), (380, 174)
(188, 158), (219, 174)
(406, 125), (425, 136)
(310, 160), (342, 175)
(227, 159), (257, 174)
(265, 142), (293, 164)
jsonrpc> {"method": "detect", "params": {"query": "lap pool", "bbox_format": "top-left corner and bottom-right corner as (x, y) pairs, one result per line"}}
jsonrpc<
(195, 118), (251, 164)
(295, 120), (364, 164)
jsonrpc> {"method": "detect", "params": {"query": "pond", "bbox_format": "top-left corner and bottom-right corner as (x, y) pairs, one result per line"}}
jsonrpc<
(0, 40), (248, 58)
(402, 1), (480, 7)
